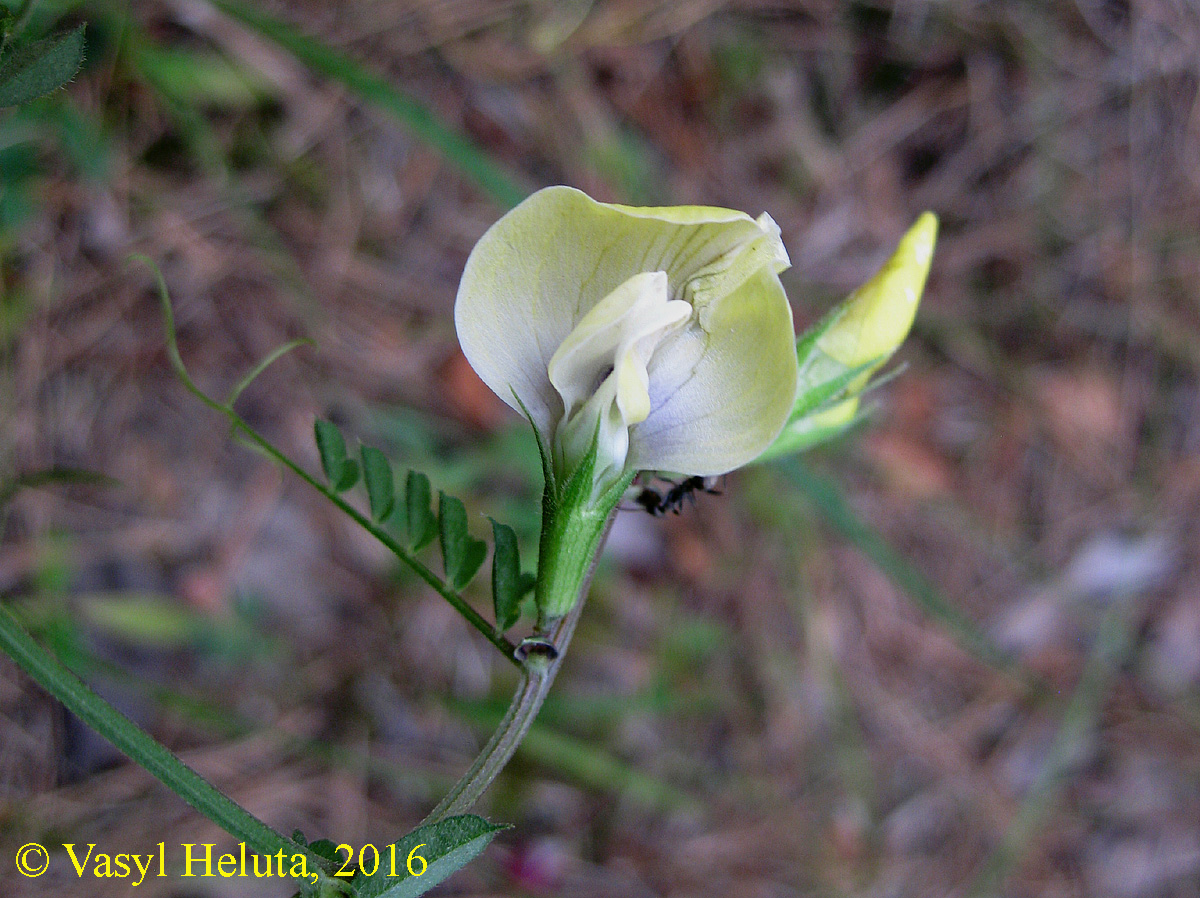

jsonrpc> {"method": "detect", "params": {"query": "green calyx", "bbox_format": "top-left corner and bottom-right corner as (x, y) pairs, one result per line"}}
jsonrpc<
(531, 420), (634, 627)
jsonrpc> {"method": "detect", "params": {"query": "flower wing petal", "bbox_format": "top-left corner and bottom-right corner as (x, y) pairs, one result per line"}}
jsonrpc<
(630, 264), (798, 475)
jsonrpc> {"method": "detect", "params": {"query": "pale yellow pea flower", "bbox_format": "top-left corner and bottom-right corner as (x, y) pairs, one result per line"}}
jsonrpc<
(455, 186), (801, 495)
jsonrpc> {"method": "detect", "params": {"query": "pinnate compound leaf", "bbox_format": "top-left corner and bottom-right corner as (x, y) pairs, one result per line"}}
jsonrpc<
(361, 445), (395, 521)
(439, 493), (486, 590)
(489, 518), (523, 632)
(351, 815), (508, 898)
(405, 471), (436, 551)
(0, 24), (86, 107)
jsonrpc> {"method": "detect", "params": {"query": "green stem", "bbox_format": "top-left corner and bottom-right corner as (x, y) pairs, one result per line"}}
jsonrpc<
(421, 510), (618, 822)
(420, 497), (624, 825)
(0, 603), (335, 880)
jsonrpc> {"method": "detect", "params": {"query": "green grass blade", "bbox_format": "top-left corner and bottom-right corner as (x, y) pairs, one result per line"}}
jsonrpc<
(780, 459), (1022, 677)
(120, 24), (320, 308)
(0, 602), (333, 875)
(0, 466), (117, 507)
(966, 609), (1132, 895)
(204, 0), (528, 209)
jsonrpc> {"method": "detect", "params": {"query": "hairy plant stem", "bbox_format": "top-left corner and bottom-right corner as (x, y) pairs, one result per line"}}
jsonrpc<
(0, 604), (336, 882)
(422, 513), (616, 824)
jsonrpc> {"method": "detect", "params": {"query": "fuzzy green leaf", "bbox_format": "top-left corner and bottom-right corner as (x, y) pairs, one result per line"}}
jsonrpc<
(489, 518), (523, 632)
(405, 471), (436, 551)
(0, 24), (86, 107)
(361, 445), (395, 521)
(350, 815), (508, 898)
(439, 492), (486, 590)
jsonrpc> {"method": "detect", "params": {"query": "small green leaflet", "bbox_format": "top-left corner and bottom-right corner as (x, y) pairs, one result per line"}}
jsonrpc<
(361, 445), (395, 521)
(302, 838), (342, 866)
(489, 519), (523, 631)
(405, 471), (436, 551)
(350, 815), (508, 898)
(313, 419), (345, 481)
(438, 493), (486, 590)
(313, 419), (360, 491)
(0, 24), (86, 107)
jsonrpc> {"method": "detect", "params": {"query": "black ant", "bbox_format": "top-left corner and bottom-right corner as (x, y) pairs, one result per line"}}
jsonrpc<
(632, 475), (723, 516)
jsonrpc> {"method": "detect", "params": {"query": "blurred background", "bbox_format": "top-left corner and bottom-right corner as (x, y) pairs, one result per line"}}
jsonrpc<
(2, 1), (1199, 896)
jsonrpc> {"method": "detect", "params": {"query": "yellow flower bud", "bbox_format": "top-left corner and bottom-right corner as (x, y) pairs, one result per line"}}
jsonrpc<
(817, 211), (937, 380)
(759, 212), (937, 461)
